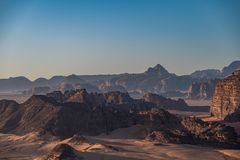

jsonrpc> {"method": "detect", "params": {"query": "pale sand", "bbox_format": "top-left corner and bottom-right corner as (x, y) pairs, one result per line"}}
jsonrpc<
(184, 99), (212, 106)
(167, 109), (211, 118)
(0, 126), (239, 160)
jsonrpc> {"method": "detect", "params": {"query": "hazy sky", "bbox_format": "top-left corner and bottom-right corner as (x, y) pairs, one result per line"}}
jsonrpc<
(0, 0), (239, 80)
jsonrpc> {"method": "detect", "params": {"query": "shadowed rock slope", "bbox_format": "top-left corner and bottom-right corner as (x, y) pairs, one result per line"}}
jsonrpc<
(44, 144), (84, 160)
(224, 109), (240, 122)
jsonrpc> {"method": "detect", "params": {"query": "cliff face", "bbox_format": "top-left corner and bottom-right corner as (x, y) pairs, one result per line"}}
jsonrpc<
(187, 79), (219, 99)
(210, 70), (240, 119)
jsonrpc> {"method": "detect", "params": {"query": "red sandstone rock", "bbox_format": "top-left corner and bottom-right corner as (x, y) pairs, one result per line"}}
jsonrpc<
(210, 70), (240, 119)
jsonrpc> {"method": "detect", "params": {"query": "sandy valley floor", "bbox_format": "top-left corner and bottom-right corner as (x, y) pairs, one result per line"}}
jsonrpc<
(0, 125), (240, 160)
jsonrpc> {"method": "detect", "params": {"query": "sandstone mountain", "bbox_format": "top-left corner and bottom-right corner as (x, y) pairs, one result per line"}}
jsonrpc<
(0, 90), (239, 148)
(210, 70), (240, 119)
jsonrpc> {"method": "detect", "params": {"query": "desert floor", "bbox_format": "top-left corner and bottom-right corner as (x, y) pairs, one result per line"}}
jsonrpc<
(0, 125), (240, 160)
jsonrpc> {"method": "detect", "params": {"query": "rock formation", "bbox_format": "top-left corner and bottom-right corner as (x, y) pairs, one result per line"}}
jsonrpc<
(0, 93), (137, 137)
(143, 93), (188, 109)
(103, 91), (134, 104)
(187, 79), (219, 99)
(143, 108), (239, 148)
(44, 144), (83, 160)
(210, 70), (240, 119)
(47, 91), (67, 103)
(0, 91), (239, 148)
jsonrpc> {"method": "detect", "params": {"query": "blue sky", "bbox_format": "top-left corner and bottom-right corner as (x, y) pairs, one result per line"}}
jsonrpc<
(0, 0), (239, 80)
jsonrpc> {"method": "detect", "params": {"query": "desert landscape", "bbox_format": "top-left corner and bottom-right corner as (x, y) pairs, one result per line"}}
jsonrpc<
(0, 129), (240, 160)
(0, 69), (240, 159)
(1, 0), (240, 159)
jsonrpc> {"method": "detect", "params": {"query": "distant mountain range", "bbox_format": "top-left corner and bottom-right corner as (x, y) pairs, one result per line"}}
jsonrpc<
(0, 60), (240, 99)
(190, 60), (240, 79)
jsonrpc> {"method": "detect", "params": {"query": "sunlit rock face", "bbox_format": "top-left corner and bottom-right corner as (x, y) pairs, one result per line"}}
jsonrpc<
(210, 70), (240, 119)
(44, 144), (83, 160)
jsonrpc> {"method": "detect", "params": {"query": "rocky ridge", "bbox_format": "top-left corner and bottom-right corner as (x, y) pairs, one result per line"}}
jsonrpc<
(0, 90), (239, 148)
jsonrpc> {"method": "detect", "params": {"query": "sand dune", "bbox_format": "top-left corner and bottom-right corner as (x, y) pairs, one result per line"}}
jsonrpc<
(0, 126), (240, 160)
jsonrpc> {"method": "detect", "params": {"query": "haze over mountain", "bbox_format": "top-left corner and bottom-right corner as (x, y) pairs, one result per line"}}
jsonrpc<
(0, 61), (239, 100)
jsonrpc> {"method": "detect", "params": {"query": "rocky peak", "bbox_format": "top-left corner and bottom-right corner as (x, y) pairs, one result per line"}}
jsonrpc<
(144, 64), (170, 77)
(103, 91), (133, 104)
(47, 91), (66, 103)
(65, 89), (92, 103)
